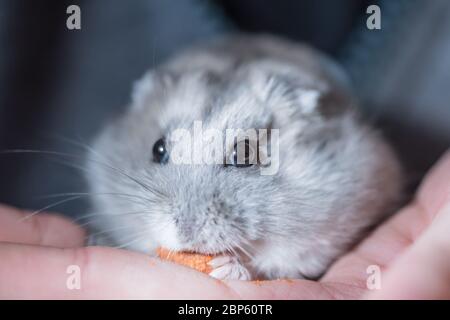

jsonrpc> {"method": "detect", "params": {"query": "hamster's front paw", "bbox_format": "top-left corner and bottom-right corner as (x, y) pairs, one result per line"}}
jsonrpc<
(208, 255), (251, 281)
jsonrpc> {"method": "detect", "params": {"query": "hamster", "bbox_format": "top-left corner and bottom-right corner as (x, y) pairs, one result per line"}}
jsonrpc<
(86, 34), (403, 280)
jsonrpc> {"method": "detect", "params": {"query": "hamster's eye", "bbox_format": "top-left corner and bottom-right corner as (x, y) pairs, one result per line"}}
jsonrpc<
(230, 138), (255, 168)
(152, 138), (169, 164)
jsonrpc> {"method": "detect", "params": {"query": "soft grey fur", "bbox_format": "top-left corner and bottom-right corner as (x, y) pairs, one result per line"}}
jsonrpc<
(86, 34), (402, 280)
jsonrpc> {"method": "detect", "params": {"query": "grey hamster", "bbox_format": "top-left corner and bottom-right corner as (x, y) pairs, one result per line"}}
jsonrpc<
(86, 34), (403, 280)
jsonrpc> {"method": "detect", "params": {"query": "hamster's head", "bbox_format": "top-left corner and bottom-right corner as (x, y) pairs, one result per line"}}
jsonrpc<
(87, 59), (402, 264)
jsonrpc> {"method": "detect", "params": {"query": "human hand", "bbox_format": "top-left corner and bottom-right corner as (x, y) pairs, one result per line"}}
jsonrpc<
(0, 150), (449, 299)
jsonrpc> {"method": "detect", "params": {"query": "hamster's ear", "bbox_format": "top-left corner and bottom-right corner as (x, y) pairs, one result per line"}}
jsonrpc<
(131, 71), (155, 111)
(130, 70), (175, 112)
(247, 62), (352, 125)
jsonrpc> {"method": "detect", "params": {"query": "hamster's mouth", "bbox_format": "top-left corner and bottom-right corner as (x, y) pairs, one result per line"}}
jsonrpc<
(167, 249), (222, 256)
(159, 242), (229, 256)
(168, 246), (225, 256)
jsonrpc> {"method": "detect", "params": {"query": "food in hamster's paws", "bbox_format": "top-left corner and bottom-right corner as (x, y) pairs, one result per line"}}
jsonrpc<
(156, 247), (214, 274)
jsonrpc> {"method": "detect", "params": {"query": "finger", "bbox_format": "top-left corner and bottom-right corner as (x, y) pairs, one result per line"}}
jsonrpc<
(322, 150), (450, 292)
(0, 204), (85, 247)
(0, 244), (239, 299)
(367, 203), (450, 299)
(416, 149), (450, 220)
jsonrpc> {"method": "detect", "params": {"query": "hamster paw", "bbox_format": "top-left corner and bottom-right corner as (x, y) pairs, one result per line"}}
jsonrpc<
(208, 255), (251, 281)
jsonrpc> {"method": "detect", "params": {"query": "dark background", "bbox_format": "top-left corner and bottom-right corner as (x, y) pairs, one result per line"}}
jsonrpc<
(0, 0), (449, 217)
